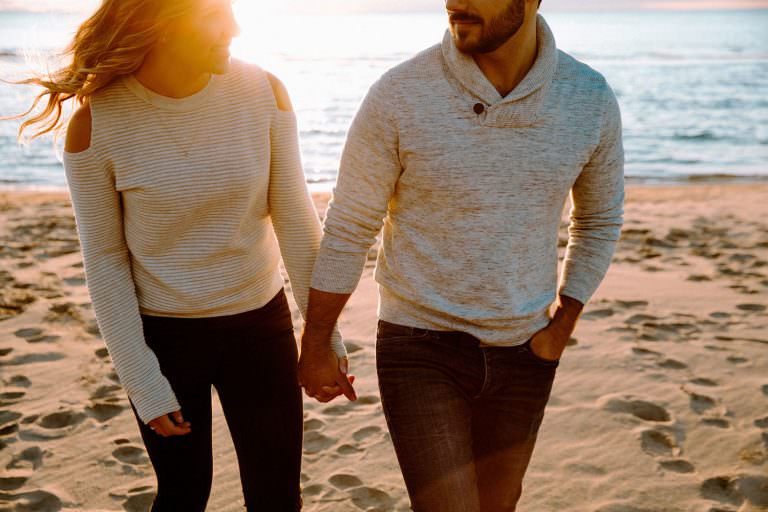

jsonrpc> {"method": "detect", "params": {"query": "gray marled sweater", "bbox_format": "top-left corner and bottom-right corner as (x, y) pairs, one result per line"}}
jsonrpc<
(311, 15), (625, 346)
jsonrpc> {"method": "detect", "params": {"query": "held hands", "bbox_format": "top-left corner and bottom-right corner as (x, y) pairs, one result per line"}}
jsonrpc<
(298, 330), (357, 403)
(148, 409), (191, 437)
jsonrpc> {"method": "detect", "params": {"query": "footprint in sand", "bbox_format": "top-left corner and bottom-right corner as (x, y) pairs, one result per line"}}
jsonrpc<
(348, 486), (395, 510)
(701, 417), (730, 429)
(0, 410), (23, 437)
(13, 328), (60, 344)
(615, 300), (649, 309)
(581, 308), (615, 321)
(345, 341), (363, 354)
(85, 321), (101, 337)
(90, 384), (122, 400)
(736, 303), (766, 313)
(63, 276), (86, 287)
(355, 395), (381, 405)
(754, 416), (768, 429)
(682, 389), (718, 414)
(112, 445), (149, 465)
(725, 355), (749, 365)
(123, 490), (156, 512)
(303, 431), (336, 454)
(700, 474), (768, 508)
(0, 390), (26, 407)
(36, 409), (86, 430)
(763, 384), (768, 397)
(658, 459), (695, 473)
(0, 287), (37, 320)
(640, 428), (679, 457)
(94, 347), (109, 359)
(86, 402), (125, 423)
(322, 404), (352, 416)
(6, 446), (47, 470)
(0, 347), (13, 357)
(301, 483), (325, 497)
(690, 377), (719, 387)
(336, 444), (363, 456)
(45, 302), (84, 324)
(3, 375), (31, 388)
(632, 347), (661, 357)
(625, 314), (660, 325)
(352, 426), (382, 443)
(1, 352), (66, 366)
(0, 489), (63, 511)
(329, 473), (363, 490)
(303, 418), (325, 432)
(657, 359), (688, 370)
(0, 470), (29, 491)
(600, 396), (671, 422)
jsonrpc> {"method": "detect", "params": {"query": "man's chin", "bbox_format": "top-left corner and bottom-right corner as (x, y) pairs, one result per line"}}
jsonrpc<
(452, 36), (482, 55)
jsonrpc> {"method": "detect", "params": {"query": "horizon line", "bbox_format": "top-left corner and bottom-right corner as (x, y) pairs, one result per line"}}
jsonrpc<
(1, 5), (768, 15)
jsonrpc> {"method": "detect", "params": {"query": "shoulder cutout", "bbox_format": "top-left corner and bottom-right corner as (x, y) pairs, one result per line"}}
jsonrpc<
(65, 103), (92, 153)
(266, 72), (293, 112)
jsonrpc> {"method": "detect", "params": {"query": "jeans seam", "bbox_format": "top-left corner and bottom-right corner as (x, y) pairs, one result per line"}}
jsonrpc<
(472, 348), (490, 400)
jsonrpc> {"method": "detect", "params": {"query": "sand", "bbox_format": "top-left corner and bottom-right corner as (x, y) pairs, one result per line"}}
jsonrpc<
(0, 183), (766, 511)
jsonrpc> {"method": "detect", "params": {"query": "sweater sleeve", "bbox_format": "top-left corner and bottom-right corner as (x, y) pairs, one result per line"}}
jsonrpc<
(268, 110), (346, 358)
(558, 84), (625, 304)
(63, 148), (181, 424)
(310, 78), (402, 294)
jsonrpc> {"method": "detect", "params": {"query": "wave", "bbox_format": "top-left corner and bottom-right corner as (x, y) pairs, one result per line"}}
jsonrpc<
(625, 173), (768, 184)
(671, 131), (720, 142)
(573, 51), (768, 63)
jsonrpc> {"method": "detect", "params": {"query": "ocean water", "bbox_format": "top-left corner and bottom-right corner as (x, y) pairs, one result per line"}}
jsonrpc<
(0, 9), (767, 190)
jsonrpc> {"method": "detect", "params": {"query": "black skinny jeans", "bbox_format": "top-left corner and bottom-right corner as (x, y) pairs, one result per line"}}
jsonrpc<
(128, 289), (303, 511)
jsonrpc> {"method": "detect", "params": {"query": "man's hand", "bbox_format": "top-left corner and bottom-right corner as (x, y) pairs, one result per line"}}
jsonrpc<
(529, 323), (570, 362)
(148, 409), (191, 437)
(298, 342), (357, 403)
(529, 294), (584, 362)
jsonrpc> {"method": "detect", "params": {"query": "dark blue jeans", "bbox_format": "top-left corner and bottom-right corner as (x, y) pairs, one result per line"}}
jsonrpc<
(129, 289), (303, 511)
(376, 320), (558, 512)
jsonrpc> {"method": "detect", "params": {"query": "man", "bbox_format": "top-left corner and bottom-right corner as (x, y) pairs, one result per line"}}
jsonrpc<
(298, 0), (624, 510)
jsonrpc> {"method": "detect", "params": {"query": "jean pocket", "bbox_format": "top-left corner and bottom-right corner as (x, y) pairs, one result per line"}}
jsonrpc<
(522, 338), (560, 367)
(376, 320), (432, 343)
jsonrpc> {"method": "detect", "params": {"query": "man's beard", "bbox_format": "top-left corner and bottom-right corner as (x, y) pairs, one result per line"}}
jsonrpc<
(451, 0), (527, 54)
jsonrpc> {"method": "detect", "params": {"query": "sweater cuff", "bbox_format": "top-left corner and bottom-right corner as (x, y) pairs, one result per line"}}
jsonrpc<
(126, 373), (181, 425)
(558, 271), (599, 306)
(311, 247), (368, 294)
(330, 329), (347, 359)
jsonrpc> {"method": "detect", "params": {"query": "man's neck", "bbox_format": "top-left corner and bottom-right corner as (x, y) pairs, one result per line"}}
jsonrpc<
(472, 14), (539, 98)
(134, 53), (211, 99)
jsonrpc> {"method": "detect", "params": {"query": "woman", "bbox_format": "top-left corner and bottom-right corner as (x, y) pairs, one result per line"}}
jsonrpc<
(8, 0), (348, 509)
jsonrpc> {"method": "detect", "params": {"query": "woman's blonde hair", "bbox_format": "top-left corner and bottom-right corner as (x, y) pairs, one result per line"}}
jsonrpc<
(7, 0), (195, 142)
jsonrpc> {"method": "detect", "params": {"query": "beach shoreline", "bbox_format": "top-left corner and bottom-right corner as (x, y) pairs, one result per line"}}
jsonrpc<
(1, 182), (767, 511)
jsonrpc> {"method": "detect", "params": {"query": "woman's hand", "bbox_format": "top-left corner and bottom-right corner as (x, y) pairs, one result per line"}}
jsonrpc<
(298, 345), (357, 403)
(148, 409), (191, 437)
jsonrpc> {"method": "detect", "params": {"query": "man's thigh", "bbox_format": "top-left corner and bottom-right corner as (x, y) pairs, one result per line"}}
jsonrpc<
(472, 341), (559, 511)
(375, 320), (483, 512)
